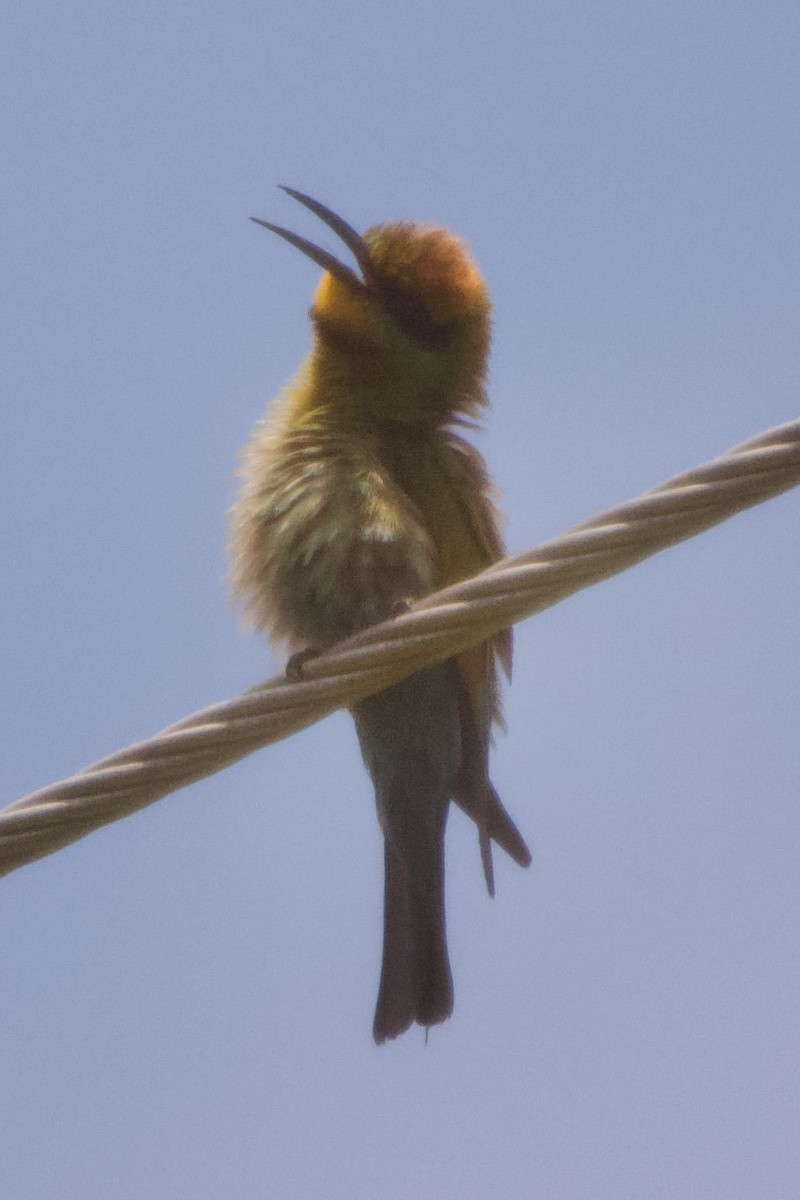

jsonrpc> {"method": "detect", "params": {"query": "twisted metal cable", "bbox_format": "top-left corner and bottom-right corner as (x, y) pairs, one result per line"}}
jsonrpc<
(2, 417), (798, 878)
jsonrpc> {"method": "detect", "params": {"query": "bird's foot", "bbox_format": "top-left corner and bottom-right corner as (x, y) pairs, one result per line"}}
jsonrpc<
(285, 647), (322, 680)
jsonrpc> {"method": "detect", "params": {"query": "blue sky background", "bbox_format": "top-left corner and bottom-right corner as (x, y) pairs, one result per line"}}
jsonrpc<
(2, 2), (799, 1196)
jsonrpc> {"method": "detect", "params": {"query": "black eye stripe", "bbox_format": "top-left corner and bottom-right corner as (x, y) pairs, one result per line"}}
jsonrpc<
(375, 277), (453, 352)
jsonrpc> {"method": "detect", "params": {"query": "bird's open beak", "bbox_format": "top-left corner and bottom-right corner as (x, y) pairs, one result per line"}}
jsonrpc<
(251, 187), (374, 299)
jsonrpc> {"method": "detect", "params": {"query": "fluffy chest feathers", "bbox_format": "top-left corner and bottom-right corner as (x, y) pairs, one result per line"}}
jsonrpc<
(230, 393), (501, 636)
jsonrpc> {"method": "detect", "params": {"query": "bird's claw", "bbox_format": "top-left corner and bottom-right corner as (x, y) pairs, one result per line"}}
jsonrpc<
(286, 647), (322, 679)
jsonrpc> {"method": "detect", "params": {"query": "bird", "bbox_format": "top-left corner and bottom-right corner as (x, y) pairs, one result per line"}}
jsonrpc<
(228, 188), (531, 1043)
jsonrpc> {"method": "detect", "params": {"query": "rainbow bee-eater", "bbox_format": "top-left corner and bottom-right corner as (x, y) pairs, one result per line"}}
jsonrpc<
(229, 188), (530, 1043)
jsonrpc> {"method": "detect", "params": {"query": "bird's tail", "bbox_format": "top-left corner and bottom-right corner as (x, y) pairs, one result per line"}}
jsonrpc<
(373, 838), (453, 1044)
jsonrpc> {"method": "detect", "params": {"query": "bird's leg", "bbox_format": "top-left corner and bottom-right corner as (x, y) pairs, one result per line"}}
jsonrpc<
(286, 602), (412, 681)
(285, 647), (322, 679)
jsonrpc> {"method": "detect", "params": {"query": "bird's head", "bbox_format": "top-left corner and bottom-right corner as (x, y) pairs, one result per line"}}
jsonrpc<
(251, 188), (492, 421)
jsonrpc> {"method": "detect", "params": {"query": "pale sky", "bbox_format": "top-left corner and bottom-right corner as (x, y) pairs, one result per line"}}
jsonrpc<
(2, 2), (799, 1197)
